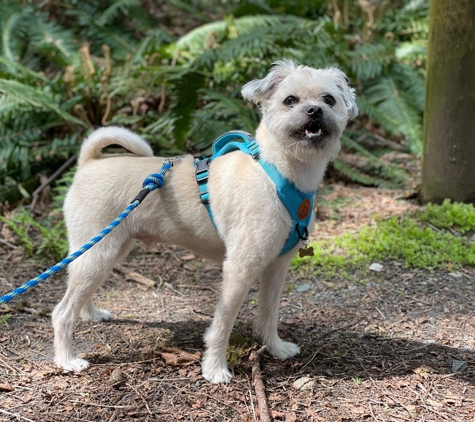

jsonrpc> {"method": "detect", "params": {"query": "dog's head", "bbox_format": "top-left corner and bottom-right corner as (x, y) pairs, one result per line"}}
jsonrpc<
(242, 61), (357, 161)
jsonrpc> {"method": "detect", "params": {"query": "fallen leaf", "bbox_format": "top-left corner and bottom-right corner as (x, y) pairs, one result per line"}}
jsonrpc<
(292, 377), (314, 390)
(427, 399), (443, 407)
(349, 405), (367, 414)
(271, 410), (285, 419)
(0, 383), (14, 392)
(159, 347), (200, 366)
(284, 412), (297, 422)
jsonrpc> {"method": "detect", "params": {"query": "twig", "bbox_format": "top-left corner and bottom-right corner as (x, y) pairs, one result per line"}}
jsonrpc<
(248, 389), (257, 422)
(0, 237), (18, 249)
(0, 408), (36, 422)
(375, 306), (386, 319)
(70, 401), (132, 409)
(29, 153), (77, 213)
(108, 410), (118, 422)
(249, 346), (271, 422)
(0, 355), (20, 373)
(127, 383), (152, 415)
(114, 264), (156, 287)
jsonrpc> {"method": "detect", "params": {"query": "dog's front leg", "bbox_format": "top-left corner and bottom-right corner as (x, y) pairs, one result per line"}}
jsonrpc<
(202, 260), (258, 383)
(253, 253), (301, 360)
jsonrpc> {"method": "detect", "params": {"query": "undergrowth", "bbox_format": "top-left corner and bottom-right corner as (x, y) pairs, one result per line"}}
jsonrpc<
(0, 208), (68, 261)
(0, 0), (428, 202)
(294, 200), (475, 273)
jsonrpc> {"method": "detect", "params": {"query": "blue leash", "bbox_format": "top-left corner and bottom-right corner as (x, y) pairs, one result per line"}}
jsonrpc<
(0, 158), (180, 306)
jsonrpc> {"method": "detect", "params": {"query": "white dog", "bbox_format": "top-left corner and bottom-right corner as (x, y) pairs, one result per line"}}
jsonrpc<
(52, 60), (357, 383)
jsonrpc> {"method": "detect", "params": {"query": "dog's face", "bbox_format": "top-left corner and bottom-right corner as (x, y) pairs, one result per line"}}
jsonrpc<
(242, 61), (358, 161)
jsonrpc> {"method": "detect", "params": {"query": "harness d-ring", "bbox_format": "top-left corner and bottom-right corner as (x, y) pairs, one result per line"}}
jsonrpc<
(295, 223), (309, 241)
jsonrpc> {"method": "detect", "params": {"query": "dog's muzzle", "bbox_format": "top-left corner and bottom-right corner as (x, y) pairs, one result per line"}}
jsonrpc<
(292, 117), (330, 141)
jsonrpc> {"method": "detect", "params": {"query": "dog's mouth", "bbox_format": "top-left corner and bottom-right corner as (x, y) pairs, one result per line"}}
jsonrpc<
(292, 120), (329, 141)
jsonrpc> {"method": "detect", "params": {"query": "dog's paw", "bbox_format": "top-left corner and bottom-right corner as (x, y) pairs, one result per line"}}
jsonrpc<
(56, 357), (90, 373)
(202, 366), (232, 384)
(81, 308), (112, 323)
(267, 340), (300, 360)
(202, 355), (232, 384)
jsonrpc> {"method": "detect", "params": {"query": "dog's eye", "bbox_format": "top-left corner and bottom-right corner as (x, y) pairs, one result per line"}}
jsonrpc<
(323, 95), (336, 107)
(283, 96), (298, 107)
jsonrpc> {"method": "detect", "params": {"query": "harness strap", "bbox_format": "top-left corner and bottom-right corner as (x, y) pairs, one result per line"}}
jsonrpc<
(195, 131), (315, 256)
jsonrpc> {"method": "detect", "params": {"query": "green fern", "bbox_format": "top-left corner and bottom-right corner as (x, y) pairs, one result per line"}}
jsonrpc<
(364, 73), (423, 153)
(345, 42), (395, 81)
(97, 0), (142, 25)
(0, 0), (429, 200)
(0, 79), (85, 126)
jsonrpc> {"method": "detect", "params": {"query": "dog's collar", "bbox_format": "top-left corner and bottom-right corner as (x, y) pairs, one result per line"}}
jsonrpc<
(195, 131), (315, 257)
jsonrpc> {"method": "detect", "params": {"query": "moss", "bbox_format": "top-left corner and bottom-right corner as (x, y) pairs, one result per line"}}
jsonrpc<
(420, 199), (475, 233)
(226, 332), (253, 365)
(294, 200), (475, 271)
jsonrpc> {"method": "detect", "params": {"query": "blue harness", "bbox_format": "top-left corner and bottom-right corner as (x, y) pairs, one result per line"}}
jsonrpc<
(195, 131), (315, 256)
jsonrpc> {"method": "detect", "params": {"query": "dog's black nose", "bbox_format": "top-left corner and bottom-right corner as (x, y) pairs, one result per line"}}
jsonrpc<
(306, 106), (323, 118)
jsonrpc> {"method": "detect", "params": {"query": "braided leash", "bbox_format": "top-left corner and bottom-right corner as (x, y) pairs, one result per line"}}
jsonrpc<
(0, 158), (181, 306)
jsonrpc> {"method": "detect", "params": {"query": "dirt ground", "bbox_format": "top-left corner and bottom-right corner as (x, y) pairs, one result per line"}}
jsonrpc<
(1, 184), (475, 421)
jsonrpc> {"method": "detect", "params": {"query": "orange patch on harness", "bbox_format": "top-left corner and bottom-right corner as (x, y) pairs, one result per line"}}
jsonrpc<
(298, 199), (311, 220)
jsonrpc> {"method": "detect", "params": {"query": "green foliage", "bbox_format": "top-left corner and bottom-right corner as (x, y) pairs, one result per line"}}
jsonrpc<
(0, 0), (429, 202)
(226, 332), (253, 365)
(420, 199), (475, 234)
(0, 208), (68, 261)
(0, 314), (11, 325)
(294, 200), (475, 272)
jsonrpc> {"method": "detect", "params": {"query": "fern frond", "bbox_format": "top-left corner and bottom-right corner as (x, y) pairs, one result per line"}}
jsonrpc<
(403, 0), (429, 12)
(199, 89), (259, 133)
(364, 75), (422, 153)
(340, 134), (409, 185)
(0, 79), (86, 126)
(345, 42), (395, 80)
(392, 63), (425, 112)
(169, 70), (206, 148)
(355, 97), (401, 134)
(166, 0), (212, 23)
(97, 0), (142, 25)
(175, 15), (304, 53)
(0, 56), (53, 84)
(0, 3), (28, 61)
(29, 15), (78, 64)
(332, 159), (388, 187)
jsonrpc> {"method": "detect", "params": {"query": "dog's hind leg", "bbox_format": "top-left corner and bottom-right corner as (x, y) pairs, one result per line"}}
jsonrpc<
(253, 253), (300, 360)
(52, 238), (128, 372)
(80, 239), (134, 322)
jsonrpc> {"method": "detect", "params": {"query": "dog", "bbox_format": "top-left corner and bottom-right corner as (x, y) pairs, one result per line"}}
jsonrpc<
(52, 60), (357, 383)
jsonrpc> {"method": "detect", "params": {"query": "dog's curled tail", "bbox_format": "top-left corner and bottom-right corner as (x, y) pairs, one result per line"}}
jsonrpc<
(78, 127), (154, 167)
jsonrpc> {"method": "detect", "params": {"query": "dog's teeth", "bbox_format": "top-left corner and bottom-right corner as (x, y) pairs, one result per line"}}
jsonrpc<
(305, 130), (309, 137)
(316, 129), (322, 136)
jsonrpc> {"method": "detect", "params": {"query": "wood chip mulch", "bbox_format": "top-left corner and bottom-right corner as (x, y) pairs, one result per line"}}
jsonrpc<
(1, 184), (475, 421)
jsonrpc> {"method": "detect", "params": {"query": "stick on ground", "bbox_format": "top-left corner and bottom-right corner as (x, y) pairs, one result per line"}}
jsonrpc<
(114, 264), (156, 287)
(249, 346), (271, 422)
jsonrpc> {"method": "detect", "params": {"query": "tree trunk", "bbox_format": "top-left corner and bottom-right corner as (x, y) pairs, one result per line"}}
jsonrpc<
(420, 0), (475, 204)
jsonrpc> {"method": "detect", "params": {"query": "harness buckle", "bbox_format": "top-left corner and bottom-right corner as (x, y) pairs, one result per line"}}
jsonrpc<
(248, 141), (260, 159)
(195, 158), (210, 183)
(199, 191), (210, 205)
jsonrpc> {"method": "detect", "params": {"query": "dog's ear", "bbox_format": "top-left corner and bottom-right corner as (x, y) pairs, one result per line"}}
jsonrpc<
(324, 68), (358, 120)
(241, 60), (297, 104)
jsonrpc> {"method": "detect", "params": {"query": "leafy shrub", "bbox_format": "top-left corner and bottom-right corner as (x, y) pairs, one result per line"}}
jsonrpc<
(0, 0), (429, 203)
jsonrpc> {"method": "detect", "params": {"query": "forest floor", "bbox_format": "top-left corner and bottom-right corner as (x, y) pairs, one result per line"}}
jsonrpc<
(1, 183), (475, 421)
